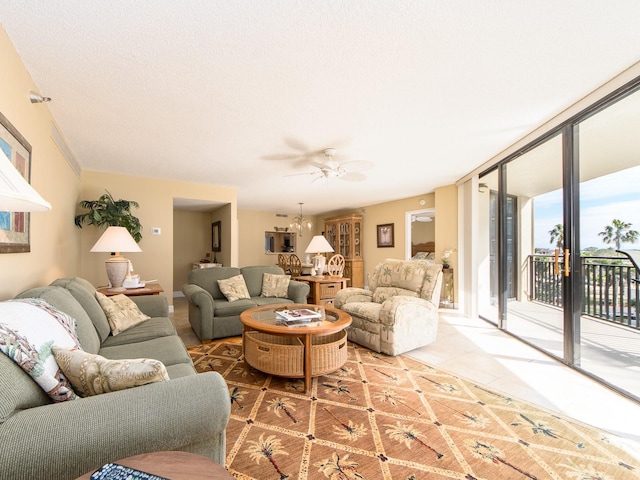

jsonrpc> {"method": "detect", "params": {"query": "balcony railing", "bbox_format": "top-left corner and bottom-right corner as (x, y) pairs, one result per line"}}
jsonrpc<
(529, 254), (639, 329)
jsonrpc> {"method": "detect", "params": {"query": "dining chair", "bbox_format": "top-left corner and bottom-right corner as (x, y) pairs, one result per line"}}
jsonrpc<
(277, 254), (290, 273)
(288, 254), (303, 276)
(327, 254), (345, 277)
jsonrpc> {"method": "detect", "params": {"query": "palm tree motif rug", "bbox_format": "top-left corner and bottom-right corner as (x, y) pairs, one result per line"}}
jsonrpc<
(187, 341), (640, 479)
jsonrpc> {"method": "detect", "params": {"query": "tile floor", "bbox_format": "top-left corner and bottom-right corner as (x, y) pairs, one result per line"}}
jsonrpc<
(171, 296), (640, 449)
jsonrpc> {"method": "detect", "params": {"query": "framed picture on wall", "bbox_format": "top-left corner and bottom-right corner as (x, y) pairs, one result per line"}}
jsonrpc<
(377, 223), (394, 248)
(212, 221), (221, 252)
(0, 111), (32, 254)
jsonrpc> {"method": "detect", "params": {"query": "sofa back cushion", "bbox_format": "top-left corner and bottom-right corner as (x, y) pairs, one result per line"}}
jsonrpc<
(241, 266), (285, 297)
(370, 259), (429, 293)
(187, 267), (242, 299)
(51, 277), (111, 342)
(419, 262), (443, 301)
(15, 286), (101, 354)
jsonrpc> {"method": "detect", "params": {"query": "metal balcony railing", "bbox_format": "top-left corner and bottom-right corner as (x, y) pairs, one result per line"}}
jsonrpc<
(529, 254), (639, 329)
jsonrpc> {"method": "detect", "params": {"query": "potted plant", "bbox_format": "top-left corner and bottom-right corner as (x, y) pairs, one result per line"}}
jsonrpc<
(74, 190), (143, 242)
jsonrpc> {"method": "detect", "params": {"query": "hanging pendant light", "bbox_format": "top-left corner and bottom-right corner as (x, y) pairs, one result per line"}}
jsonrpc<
(290, 202), (312, 237)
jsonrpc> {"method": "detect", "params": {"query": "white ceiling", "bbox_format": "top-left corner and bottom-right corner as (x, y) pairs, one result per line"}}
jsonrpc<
(2, 1), (640, 215)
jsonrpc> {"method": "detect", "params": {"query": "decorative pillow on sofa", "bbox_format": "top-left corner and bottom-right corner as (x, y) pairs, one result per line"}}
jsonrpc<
(261, 273), (290, 298)
(95, 292), (150, 335)
(217, 275), (251, 302)
(0, 298), (81, 402)
(52, 347), (169, 397)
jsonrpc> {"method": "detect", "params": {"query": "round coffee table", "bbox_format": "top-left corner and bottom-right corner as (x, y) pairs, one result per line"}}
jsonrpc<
(240, 303), (352, 393)
(75, 451), (232, 479)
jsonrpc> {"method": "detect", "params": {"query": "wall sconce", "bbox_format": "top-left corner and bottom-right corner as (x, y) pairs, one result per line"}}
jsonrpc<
(478, 183), (488, 193)
(29, 91), (52, 103)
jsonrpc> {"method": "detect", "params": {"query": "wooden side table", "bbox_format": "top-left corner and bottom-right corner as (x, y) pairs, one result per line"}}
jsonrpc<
(294, 276), (348, 306)
(97, 283), (164, 297)
(75, 451), (232, 479)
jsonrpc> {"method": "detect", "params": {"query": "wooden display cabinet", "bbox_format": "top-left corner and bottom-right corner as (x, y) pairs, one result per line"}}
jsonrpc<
(324, 213), (364, 288)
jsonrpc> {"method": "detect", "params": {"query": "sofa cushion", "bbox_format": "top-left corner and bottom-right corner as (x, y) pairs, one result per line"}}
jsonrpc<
(372, 286), (418, 303)
(217, 275), (251, 302)
(0, 299), (81, 402)
(261, 273), (291, 298)
(95, 292), (150, 335)
(52, 347), (169, 397)
(241, 266), (285, 297)
(340, 302), (382, 323)
(214, 298), (257, 317)
(100, 317), (177, 348)
(98, 335), (192, 367)
(15, 286), (101, 354)
(374, 260), (429, 292)
(51, 277), (111, 342)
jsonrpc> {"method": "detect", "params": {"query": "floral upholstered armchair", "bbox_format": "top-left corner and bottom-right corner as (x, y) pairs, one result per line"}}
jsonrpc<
(334, 259), (443, 356)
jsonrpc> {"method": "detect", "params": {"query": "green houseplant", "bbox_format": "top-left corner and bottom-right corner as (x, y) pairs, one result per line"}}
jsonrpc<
(74, 190), (143, 242)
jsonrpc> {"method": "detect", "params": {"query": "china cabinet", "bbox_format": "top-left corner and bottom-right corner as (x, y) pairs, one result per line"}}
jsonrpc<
(324, 214), (364, 288)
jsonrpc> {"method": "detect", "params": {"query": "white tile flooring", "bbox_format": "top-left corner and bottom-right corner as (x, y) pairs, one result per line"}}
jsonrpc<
(408, 309), (640, 448)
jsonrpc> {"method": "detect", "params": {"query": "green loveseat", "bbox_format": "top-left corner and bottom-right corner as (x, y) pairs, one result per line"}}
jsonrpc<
(182, 265), (310, 341)
(0, 277), (230, 480)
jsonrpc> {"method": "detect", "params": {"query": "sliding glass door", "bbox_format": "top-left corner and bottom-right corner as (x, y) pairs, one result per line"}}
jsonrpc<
(478, 76), (640, 401)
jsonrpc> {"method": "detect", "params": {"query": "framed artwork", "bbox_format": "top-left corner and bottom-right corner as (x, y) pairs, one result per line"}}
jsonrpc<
(0, 111), (32, 253)
(212, 221), (221, 252)
(377, 223), (394, 248)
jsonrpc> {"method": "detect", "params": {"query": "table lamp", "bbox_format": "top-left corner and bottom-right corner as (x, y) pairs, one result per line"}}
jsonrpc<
(90, 226), (142, 292)
(305, 235), (334, 277)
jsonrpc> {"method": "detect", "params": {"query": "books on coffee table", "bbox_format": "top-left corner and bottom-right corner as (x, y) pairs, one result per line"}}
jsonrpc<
(275, 308), (322, 323)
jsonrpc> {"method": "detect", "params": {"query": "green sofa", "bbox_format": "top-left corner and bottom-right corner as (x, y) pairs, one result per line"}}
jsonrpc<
(182, 265), (310, 341)
(0, 277), (230, 480)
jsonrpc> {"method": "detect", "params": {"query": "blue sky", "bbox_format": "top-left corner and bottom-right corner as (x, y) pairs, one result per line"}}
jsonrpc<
(534, 165), (640, 251)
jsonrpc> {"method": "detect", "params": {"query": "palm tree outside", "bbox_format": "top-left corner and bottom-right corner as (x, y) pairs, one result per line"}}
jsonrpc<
(598, 219), (639, 250)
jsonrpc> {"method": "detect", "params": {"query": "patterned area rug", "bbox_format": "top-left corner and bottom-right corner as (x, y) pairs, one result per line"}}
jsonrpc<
(187, 341), (640, 479)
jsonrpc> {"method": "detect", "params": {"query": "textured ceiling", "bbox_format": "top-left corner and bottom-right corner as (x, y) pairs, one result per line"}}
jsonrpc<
(2, 1), (640, 215)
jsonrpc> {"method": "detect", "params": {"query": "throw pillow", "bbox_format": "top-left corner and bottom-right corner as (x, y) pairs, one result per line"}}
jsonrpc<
(261, 273), (290, 298)
(217, 275), (251, 302)
(95, 292), (150, 335)
(52, 347), (169, 397)
(0, 298), (81, 402)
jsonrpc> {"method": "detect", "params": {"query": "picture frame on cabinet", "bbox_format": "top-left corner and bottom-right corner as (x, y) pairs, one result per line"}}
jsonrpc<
(377, 223), (394, 248)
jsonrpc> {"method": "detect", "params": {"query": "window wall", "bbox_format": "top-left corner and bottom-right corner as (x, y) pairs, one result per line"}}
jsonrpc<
(476, 75), (640, 401)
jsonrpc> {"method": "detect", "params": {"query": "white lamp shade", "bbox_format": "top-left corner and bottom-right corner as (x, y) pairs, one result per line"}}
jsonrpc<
(0, 149), (51, 212)
(305, 235), (334, 254)
(91, 226), (141, 253)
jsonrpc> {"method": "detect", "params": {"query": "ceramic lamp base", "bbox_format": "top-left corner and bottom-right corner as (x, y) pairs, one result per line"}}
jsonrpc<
(105, 255), (129, 291)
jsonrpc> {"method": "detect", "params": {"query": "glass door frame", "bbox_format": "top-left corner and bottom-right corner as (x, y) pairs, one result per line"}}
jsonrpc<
(478, 74), (640, 394)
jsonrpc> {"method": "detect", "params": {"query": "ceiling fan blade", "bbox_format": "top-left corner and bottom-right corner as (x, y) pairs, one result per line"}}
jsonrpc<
(341, 172), (367, 182)
(261, 153), (306, 161)
(337, 160), (374, 171)
(310, 160), (330, 170)
(284, 171), (316, 177)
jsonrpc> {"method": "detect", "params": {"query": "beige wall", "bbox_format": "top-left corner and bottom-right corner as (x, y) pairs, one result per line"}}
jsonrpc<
(435, 184), (458, 302)
(173, 209), (212, 292)
(411, 220), (435, 244)
(78, 171), (237, 301)
(0, 26), (82, 300)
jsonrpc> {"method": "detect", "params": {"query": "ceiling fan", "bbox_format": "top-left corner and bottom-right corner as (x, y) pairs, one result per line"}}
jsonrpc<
(286, 148), (372, 183)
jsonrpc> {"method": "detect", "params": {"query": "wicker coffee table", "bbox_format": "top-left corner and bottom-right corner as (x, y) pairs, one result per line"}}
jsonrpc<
(240, 303), (352, 393)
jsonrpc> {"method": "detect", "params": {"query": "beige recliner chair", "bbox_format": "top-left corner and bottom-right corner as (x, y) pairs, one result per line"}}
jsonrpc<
(334, 259), (443, 356)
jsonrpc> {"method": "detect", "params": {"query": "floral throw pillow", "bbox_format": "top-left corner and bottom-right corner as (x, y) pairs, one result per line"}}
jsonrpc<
(261, 273), (290, 298)
(218, 275), (251, 302)
(95, 292), (150, 336)
(0, 298), (81, 402)
(52, 347), (169, 397)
